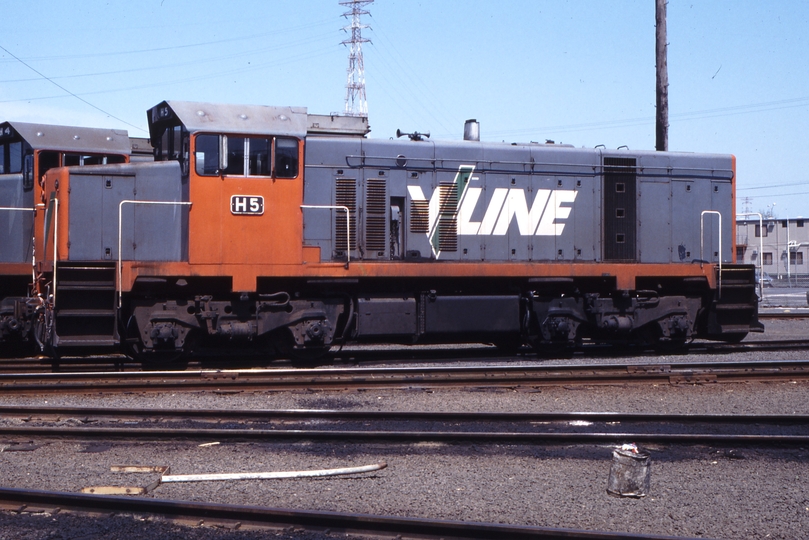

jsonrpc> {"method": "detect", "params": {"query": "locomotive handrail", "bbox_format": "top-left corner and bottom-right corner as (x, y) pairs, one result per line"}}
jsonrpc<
(49, 198), (59, 308)
(300, 205), (350, 267)
(337, 154), (735, 179)
(737, 212), (764, 301)
(117, 200), (193, 308)
(701, 210), (722, 298)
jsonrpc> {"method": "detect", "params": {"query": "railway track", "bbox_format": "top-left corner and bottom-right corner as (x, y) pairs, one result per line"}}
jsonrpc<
(3, 337), (809, 374)
(1, 359), (809, 395)
(0, 487), (694, 540)
(1, 405), (807, 446)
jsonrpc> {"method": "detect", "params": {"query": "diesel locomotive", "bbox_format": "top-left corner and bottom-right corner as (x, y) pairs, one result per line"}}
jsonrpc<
(27, 100), (760, 360)
(0, 122), (133, 351)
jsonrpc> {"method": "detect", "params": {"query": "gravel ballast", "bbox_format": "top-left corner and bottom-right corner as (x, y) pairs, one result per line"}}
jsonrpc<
(1, 320), (808, 539)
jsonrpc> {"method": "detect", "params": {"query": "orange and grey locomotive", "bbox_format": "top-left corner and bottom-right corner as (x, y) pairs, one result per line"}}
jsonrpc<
(30, 101), (761, 360)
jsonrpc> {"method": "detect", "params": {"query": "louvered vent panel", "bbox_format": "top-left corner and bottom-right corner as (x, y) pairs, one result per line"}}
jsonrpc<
(603, 157), (637, 262)
(410, 199), (429, 233)
(437, 182), (458, 252)
(365, 178), (387, 252)
(335, 178), (357, 252)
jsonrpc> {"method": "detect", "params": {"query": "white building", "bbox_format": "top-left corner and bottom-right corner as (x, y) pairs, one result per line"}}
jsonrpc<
(736, 217), (809, 280)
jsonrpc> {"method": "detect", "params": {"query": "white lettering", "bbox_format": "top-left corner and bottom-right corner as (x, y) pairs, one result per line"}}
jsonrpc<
(477, 188), (509, 235)
(536, 190), (577, 236)
(493, 189), (551, 236)
(231, 195), (264, 215)
(407, 176), (576, 238)
(458, 187), (482, 235)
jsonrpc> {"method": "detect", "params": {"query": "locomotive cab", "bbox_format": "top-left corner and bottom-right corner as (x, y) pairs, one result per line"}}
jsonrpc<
(149, 101), (307, 273)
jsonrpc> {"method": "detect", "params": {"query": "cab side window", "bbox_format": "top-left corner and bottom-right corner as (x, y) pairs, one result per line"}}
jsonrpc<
(195, 134), (220, 175)
(275, 138), (298, 178)
(248, 137), (271, 176)
(193, 134), (298, 179)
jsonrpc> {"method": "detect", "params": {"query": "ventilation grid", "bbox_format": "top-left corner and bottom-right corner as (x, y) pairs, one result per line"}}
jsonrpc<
(409, 199), (429, 233)
(365, 177), (387, 252)
(437, 182), (458, 252)
(335, 178), (357, 252)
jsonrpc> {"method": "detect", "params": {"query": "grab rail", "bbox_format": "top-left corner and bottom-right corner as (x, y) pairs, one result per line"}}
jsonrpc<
(701, 210), (722, 298)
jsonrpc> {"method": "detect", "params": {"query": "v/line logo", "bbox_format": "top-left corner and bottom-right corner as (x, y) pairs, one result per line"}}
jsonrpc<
(407, 165), (577, 256)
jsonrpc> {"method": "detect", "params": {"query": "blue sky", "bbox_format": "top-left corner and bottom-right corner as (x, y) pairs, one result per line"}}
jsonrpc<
(1, 1), (807, 217)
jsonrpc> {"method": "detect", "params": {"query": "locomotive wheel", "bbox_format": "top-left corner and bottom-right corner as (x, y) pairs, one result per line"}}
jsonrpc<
(493, 336), (525, 355)
(289, 346), (332, 367)
(134, 349), (188, 369)
(126, 338), (187, 367)
(533, 341), (576, 359)
(721, 332), (748, 343)
(122, 318), (188, 368)
(272, 329), (331, 367)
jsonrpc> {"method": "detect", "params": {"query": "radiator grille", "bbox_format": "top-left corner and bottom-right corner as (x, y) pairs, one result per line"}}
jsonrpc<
(365, 177), (387, 252)
(436, 182), (458, 252)
(409, 199), (429, 233)
(335, 178), (357, 252)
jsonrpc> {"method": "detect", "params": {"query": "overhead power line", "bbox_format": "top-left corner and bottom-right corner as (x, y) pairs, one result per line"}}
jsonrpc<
(486, 96), (809, 139)
(0, 44), (145, 132)
(738, 181), (809, 191)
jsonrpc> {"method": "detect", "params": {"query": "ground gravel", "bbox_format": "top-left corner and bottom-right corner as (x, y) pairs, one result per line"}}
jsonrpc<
(1, 318), (808, 539)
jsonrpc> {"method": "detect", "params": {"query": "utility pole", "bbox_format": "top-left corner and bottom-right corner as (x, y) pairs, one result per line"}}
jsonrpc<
(340, 0), (373, 117)
(655, 0), (668, 151)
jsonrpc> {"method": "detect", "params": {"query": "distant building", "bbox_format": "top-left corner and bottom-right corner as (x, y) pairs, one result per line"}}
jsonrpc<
(737, 217), (809, 279)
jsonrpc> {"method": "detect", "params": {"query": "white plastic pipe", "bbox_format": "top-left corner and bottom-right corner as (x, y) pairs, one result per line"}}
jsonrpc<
(160, 462), (387, 483)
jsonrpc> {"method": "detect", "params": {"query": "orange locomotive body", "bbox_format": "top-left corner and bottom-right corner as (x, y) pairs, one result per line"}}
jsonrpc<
(32, 101), (761, 360)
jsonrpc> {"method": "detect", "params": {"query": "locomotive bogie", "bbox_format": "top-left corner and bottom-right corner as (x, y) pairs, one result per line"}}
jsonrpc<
(125, 292), (347, 358)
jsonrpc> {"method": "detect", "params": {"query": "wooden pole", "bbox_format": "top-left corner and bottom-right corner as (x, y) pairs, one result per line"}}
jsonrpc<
(656, 0), (668, 151)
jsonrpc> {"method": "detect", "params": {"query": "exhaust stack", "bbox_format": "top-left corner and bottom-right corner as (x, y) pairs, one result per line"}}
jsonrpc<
(463, 119), (480, 141)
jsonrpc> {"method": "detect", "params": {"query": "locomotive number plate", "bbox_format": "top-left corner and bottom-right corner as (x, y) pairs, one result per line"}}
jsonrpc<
(230, 195), (264, 215)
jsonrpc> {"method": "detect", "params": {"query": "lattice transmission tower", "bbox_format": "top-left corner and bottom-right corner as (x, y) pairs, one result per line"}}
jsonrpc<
(340, 0), (373, 117)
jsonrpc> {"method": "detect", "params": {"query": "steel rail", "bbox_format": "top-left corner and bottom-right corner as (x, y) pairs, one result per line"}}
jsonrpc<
(4, 338), (809, 376)
(0, 487), (692, 540)
(1, 404), (807, 425)
(758, 311), (809, 319)
(1, 359), (809, 394)
(1, 426), (807, 446)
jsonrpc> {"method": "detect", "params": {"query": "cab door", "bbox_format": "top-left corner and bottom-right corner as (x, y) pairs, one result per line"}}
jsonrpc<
(188, 133), (303, 267)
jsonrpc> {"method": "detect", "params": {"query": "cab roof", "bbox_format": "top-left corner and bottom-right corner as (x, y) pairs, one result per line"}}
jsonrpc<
(148, 101), (309, 141)
(0, 121), (131, 154)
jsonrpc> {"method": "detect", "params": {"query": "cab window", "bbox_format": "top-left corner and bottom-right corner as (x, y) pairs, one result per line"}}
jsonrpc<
(194, 134), (220, 175)
(275, 138), (298, 178)
(0, 141), (23, 174)
(194, 134), (298, 178)
(63, 153), (126, 167)
(158, 125), (183, 161)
